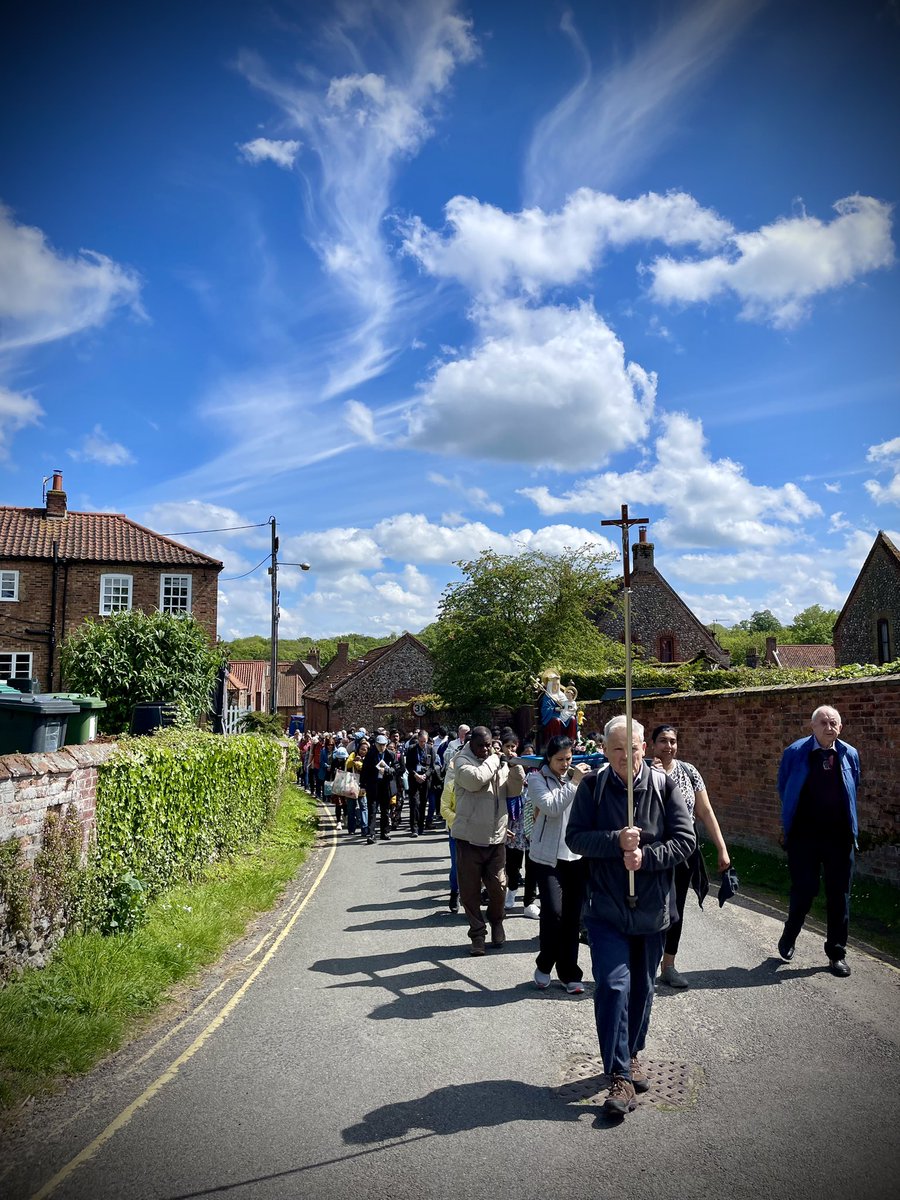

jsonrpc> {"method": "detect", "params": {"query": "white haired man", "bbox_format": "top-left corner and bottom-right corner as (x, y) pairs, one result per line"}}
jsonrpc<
(566, 715), (694, 1118)
(777, 705), (860, 977)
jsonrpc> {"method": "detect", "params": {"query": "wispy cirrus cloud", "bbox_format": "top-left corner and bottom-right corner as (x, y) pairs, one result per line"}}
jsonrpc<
(236, 0), (477, 397)
(524, 0), (766, 207)
(0, 384), (42, 462)
(428, 471), (504, 515)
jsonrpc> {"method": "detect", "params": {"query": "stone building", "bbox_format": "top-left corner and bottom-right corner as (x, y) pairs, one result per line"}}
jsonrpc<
(1, 471), (222, 690)
(834, 530), (900, 666)
(302, 634), (434, 733)
(594, 530), (729, 666)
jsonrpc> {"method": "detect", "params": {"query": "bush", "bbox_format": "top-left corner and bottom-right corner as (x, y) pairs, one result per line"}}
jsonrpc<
(239, 710), (285, 736)
(84, 729), (285, 931)
(60, 609), (227, 734)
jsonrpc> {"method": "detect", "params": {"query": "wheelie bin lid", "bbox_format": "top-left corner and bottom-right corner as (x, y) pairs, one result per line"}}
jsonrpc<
(0, 695), (80, 714)
(46, 693), (107, 710)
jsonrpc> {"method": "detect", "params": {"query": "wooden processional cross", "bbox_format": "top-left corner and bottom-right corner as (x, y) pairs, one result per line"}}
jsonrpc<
(601, 504), (649, 908)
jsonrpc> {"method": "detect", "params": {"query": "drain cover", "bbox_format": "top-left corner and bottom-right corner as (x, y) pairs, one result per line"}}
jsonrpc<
(553, 1054), (703, 1111)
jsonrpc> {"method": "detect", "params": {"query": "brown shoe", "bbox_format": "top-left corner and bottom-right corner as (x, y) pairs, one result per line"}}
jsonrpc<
(603, 1074), (636, 1117)
(490, 923), (506, 948)
(630, 1055), (650, 1094)
(470, 938), (486, 956)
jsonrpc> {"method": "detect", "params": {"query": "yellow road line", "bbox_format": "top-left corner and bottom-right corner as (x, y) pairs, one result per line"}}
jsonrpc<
(31, 830), (337, 1200)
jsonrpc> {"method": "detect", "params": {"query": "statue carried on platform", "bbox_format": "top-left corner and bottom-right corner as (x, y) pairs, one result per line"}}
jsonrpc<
(532, 668), (579, 744)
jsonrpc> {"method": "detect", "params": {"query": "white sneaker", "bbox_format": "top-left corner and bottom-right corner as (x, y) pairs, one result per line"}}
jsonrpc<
(336, 820), (343, 831)
(565, 980), (585, 995)
(533, 968), (551, 990)
(523, 902), (541, 920)
(505, 889), (518, 910)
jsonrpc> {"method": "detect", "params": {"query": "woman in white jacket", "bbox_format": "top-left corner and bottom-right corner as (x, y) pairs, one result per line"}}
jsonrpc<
(525, 734), (591, 993)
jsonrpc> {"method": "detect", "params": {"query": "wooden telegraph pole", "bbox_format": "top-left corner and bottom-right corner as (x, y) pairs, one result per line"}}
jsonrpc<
(601, 504), (649, 908)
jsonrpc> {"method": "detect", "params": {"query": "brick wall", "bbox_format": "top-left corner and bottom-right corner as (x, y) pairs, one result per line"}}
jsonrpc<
(0, 742), (116, 974)
(589, 674), (900, 883)
(0, 557), (219, 690)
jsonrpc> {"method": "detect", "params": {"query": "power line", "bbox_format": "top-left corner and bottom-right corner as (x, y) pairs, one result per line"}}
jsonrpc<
(220, 555), (270, 582)
(164, 522), (269, 537)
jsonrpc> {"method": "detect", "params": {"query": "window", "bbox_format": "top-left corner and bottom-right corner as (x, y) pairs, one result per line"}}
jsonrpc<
(0, 570), (19, 601)
(99, 574), (133, 615)
(160, 573), (192, 615)
(877, 618), (891, 665)
(0, 651), (32, 680)
(658, 636), (675, 663)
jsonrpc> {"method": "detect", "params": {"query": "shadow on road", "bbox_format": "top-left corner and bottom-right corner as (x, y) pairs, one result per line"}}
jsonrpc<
(655, 958), (824, 993)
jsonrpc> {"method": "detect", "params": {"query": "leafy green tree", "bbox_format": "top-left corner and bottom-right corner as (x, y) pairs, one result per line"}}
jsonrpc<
(431, 546), (621, 710)
(784, 604), (839, 644)
(61, 610), (227, 733)
(743, 609), (783, 633)
(221, 633), (395, 664)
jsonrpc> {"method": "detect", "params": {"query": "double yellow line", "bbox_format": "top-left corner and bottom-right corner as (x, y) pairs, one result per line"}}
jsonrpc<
(31, 830), (337, 1200)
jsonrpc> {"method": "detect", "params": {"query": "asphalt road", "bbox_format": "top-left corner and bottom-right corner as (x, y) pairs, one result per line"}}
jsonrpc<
(4, 805), (899, 1200)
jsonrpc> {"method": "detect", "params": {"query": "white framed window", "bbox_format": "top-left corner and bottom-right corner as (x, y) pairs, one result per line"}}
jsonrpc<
(0, 651), (32, 680)
(0, 570), (19, 601)
(99, 574), (133, 615)
(159, 573), (192, 615)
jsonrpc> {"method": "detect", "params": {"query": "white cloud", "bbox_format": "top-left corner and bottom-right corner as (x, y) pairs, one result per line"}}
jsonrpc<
(428, 472), (503, 515)
(402, 188), (732, 299)
(407, 300), (656, 469)
(649, 195), (895, 327)
(343, 399), (380, 445)
(238, 138), (301, 168)
(829, 511), (852, 533)
(67, 424), (135, 467)
(0, 203), (142, 352)
(237, 3), (477, 396)
(281, 527), (384, 575)
(519, 412), (822, 548)
(865, 435), (900, 505)
(824, 482), (841, 494)
(523, 0), (765, 206)
(0, 384), (42, 461)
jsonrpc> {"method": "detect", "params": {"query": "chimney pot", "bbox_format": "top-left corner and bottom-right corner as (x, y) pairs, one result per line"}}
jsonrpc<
(45, 469), (68, 519)
(639, 527), (647, 543)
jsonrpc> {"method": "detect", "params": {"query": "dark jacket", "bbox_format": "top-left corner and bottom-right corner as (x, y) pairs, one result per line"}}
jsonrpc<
(405, 741), (436, 784)
(360, 746), (400, 801)
(565, 762), (695, 936)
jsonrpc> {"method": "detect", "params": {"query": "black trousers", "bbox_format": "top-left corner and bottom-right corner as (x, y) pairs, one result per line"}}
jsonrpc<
(784, 832), (854, 960)
(408, 779), (428, 834)
(664, 857), (692, 956)
(534, 858), (587, 984)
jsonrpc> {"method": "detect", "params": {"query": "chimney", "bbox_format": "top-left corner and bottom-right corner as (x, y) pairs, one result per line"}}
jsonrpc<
(309, 647), (320, 669)
(45, 469), (68, 520)
(632, 527), (654, 573)
(765, 636), (778, 666)
(336, 641), (349, 666)
(746, 648), (758, 668)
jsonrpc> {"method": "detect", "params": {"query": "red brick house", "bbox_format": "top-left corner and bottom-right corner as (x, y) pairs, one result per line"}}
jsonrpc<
(0, 471), (222, 690)
(594, 530), (729, 666)
(303, 634), (433, 733)
(834, 530), (900, 667)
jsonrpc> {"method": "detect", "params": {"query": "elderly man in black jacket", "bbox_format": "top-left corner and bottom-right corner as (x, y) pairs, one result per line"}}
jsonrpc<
(566, 715), (694, 1118)
(405, 729), (436, 838)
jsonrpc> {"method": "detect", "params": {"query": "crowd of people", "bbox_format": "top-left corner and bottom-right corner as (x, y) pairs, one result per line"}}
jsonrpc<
(293, 703), (859, 1119)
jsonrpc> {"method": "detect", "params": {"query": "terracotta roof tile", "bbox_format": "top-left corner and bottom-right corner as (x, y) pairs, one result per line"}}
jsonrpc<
(0, 507), (222, 568)
(228, 661), (269, 695)
(773, 644), (836, 669)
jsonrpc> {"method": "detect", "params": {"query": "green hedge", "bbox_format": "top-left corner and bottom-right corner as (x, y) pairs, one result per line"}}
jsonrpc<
(94, 729), (285, 907)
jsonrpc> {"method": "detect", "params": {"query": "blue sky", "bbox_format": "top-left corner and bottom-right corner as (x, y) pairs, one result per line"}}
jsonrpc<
(2, 0), (898, 640)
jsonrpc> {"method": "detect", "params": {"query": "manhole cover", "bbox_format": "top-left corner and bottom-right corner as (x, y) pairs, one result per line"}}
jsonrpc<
(553, 1054), (703, 1111)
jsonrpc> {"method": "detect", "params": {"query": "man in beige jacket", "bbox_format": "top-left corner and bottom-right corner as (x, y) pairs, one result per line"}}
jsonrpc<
(452, 726), (510, 955)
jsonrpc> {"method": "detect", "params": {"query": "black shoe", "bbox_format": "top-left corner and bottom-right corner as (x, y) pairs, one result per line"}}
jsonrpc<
(448, 890), (459, 913)
(380, 834), (390, 841)
(777, 932), (795, 962)
(366, 835), (375, 844)
(411, 830), (419, 837)
(829, 957), (851, 977)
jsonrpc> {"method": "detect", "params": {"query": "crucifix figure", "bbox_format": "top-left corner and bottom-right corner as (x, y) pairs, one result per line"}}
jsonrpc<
(601, 504), (649, 907)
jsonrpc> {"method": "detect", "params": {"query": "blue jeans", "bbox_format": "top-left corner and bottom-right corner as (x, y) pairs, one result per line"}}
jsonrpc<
(346, 794), (369, 835)
(448, 834), (458, 893)
(585, 917), (665, 1079)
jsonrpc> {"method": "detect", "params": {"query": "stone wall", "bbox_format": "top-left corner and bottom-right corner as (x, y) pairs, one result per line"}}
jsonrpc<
(834, 537), (900, 666)
(590, 674), (900, 883)
(0, 742), (115, 976)
(335, 638), (434, 734)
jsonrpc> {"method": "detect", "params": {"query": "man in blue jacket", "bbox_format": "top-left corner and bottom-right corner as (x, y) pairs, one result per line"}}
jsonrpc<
(566, 716), (694, 1118)
(777, 705), (860, 978)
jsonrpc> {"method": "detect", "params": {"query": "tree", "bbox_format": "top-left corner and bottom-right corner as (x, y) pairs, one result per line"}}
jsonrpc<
(60, 610), (227, 733)
(734, 609), (783, 634)
(785, 604), (839, 645)
(431, 546), (621, 710)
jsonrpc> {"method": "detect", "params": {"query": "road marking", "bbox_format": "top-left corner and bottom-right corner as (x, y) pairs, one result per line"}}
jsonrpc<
(31, 828), (337, 1200)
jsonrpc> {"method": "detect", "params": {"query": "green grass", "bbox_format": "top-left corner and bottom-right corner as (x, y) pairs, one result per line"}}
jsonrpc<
(0, 781), (318, 1113)
(701, 840), (900, 960)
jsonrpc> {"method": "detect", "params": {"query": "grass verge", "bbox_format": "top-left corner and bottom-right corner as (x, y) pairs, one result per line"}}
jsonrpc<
(701, 840), (900, 961)
(0, 780), (318, 1114)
